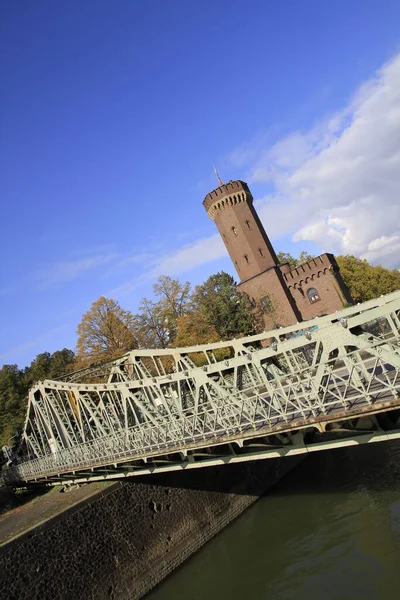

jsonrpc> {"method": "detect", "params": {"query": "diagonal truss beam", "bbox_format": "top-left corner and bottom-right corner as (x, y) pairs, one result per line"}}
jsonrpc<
(3, 290), (400, 485)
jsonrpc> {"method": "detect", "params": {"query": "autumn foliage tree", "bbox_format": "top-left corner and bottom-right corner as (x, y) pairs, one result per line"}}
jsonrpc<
(134, 273), (255, 348)
(174, 308), (220, 347)
(336, 255), (400, 303)
(76, 296), (137, 362)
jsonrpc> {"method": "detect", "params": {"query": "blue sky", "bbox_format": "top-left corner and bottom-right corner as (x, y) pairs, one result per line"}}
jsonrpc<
(1, 0), (400, 367)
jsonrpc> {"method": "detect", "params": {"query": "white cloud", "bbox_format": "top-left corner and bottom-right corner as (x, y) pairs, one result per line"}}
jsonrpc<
(110, 234), (226, 296)
(36, 250), (154, 288)
(31, 53), (400, 303)
(38, 253), (118, 286)
(246, 53), (400, 268)
(152, 234), (225, 276)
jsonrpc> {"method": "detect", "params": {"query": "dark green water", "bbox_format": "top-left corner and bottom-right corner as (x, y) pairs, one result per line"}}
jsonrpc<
(147, 441), (400, 600)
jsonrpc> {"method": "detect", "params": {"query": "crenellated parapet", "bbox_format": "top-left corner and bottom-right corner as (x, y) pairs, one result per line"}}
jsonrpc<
(203, 176), (352, 326)
(203, 180), (253, 220)
(283, 253), (353, 318)
(283, 253), (338, 290)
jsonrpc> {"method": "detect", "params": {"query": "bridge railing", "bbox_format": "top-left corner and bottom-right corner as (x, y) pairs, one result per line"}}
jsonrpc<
(54, 291), (400, 385)
(3, 290), (400, 485)
(5, 346), (400, 484)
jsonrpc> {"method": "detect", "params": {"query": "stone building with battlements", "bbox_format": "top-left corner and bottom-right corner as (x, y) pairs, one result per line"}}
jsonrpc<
(203, 180), (352, 330)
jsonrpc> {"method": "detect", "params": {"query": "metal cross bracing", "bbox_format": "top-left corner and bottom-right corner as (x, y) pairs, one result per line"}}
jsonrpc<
(3, 290), (400, 487)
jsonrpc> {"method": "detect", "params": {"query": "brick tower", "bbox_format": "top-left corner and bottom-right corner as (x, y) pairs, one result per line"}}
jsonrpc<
(203, 179), (351, 330)
(203, 180), (279, 280)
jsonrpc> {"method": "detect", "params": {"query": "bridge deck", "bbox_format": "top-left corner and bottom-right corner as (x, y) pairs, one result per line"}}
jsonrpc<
(3, 291), (400, 486)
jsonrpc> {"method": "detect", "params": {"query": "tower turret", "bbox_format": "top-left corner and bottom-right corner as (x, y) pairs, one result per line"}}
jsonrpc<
(203, 180), (279, 283)
(203, 176), (351, 330)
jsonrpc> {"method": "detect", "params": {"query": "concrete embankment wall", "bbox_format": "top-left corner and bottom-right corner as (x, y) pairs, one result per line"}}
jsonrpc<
(0, 457), (299, 600)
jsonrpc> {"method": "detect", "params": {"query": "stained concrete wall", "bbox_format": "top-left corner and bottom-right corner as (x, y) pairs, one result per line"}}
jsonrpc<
(0, 457), (299, 600)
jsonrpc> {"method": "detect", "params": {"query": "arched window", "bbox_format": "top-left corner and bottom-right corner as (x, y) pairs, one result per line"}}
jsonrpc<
(245, 220), (251, 229)
(231, 226), (237, 236)
(258, 248), (264, 257)
(307, 287), (320, 303)
(244, 254), (249, 263)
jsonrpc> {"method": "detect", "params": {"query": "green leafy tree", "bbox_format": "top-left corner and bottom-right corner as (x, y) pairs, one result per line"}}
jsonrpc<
(76, 296), (137, 361)
(0, 348), (76, 448)
(276, 251), (298, 270)
(0, 365), (26, 447)
(298, 250), (315, 264)
(49, 348), (76, 377)
(192, 272), (255, 339)
(276, 250), (314, 269)
(25, 348), (75, 386)
(336, 255), (400, 303)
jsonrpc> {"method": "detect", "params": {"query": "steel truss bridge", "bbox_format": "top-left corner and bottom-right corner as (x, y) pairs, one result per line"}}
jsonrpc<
(3, 291), (400, 487)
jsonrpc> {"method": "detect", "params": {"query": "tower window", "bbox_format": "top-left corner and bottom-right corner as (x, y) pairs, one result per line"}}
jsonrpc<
(307, 288), (320, 303)
(231, 226), (237, 236)
(258, 248), (264, 257)
(245, 220), (251, 229)
(244, 254), (249, 263)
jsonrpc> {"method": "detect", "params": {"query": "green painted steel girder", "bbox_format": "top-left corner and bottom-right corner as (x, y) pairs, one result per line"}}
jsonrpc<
(2, 290), (400, 486)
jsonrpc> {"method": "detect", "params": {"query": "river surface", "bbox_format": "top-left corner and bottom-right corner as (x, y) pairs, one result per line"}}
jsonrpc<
(147, 440), (400, 600)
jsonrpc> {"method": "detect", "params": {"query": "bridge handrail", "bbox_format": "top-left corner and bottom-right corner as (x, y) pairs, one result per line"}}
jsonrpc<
(52, 290), (400, 389)
(5, 290), (399, 485)
(114, 290), (400, 357)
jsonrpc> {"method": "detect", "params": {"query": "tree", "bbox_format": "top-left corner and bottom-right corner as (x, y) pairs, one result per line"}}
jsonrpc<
(152, 275), (191, 343)
(276, 251), (298, 270)
(49, 348), (76, 378)
(276, 250), (314, 269)
(192, 272), (256, 339)
(336, 255), (400, 303)
(76, 296), (137, 361)
(134, 297), (170, 349)
(153, 275), (191, 321)
(0, 348), (76, 448)
(298, 250), (315, 265)
(135, 275), (192, 348)
(0, 364), (26, 447)
(25, 348), (75, 385)
(174, 308), (220, 347)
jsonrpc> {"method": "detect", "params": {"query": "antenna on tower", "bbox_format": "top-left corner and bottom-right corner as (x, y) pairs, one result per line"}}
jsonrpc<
(212, 164), (224, 187)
